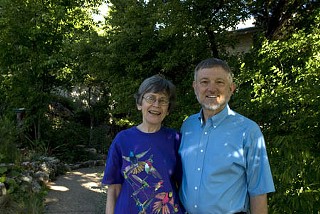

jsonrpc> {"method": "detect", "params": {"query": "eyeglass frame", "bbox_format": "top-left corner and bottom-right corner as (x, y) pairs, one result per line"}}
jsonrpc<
(142, 95), (170, 106)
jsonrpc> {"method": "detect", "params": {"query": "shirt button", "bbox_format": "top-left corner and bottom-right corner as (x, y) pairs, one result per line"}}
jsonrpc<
(204, 132), (207, 135)
(194, 186), (198, 190)
(197, 167), (201, 171)
(194, 205), (198, 208)
(200, 149), (204, 153)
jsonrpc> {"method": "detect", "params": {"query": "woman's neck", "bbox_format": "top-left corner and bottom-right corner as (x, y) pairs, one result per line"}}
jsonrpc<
(137, 123), (161, 133)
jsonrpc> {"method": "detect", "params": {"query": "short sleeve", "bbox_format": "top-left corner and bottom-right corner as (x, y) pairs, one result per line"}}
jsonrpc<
(246, 126), (275, 196)
(101, 137), (124, 185)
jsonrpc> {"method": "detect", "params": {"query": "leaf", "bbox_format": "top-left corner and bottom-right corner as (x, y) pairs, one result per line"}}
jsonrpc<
(0, 166), (8, 174)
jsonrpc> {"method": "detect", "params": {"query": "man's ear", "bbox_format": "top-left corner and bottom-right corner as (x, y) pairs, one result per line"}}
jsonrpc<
(231, 83), (236, 94)
(193, 81), (197, 94)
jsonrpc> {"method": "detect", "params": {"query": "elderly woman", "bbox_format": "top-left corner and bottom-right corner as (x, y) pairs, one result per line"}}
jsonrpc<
(102, 75), (184, 214)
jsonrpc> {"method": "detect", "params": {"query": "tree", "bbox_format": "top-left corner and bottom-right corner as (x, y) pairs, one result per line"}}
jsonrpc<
(102, 0), (251, 128)
(248, 0), (320, 40)
(0, 0), (104, 149)
(102, 1), (320, 212)
(235, 8), (320, 213)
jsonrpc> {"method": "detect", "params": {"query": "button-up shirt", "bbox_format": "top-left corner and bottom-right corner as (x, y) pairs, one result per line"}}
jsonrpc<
(179, 105), (275, 214)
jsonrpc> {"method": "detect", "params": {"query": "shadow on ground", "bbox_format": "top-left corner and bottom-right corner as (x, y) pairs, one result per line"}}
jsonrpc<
(45, 166), (107, 214)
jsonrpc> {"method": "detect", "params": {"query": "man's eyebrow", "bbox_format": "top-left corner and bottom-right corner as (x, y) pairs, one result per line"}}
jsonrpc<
(199, 77), (209, 80)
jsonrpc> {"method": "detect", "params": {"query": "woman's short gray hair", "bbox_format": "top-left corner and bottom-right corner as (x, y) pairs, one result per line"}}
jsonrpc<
(134, 74), (176, 112)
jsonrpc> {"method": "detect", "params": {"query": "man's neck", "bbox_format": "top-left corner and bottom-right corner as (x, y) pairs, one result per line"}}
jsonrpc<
(202, 105), (226, 122)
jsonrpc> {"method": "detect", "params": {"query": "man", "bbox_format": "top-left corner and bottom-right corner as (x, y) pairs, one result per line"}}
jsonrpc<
(179, 58), (275, 214)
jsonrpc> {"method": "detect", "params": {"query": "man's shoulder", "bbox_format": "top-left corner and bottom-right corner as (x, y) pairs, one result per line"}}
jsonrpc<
(229, 110), (261, 130)
(186, 112), (200, 120)
(183, 113), (200, 123)
(181, 113), (200, 131)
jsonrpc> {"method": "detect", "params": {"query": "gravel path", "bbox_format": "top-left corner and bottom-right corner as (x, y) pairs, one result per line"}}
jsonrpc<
(45, 166), (107, 214)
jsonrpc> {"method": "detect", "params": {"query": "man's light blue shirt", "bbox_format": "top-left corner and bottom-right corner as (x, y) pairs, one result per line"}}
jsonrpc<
(179, 105), (275, 214)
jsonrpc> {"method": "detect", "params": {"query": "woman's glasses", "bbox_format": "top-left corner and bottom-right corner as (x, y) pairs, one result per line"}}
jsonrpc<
(143, 95), (169, 106)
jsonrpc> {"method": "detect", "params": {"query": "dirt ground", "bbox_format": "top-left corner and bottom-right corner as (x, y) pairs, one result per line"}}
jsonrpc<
(44, 166), (107, 214)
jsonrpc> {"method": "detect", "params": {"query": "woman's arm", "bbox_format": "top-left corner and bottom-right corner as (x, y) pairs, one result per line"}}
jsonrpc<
(105, 184), (122, 214)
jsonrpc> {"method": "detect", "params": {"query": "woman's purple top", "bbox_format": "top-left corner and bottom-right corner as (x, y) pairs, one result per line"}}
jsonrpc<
(102, 126), (184, 213)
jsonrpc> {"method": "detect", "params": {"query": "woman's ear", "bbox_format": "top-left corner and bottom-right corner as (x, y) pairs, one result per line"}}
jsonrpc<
(137, 104), (142, 110)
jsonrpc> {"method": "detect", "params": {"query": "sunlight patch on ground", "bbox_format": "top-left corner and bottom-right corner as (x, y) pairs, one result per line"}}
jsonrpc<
(49, 185), (69, 191)
(81, 181), (107, 193)
(45, 197), (59, 204)
(82, 172), (99, 178)
(72, 171), (83, 176)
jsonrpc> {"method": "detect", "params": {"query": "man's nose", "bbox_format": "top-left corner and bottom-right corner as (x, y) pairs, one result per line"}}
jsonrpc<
(207, 82), (217, 91)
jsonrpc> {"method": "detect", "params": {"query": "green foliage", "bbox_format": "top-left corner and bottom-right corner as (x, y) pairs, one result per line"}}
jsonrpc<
(236, 9), (320, 213)
(37, 115), (88, 161)
(20, 191), (47, 214)
(0, 116), (48, 213)
(0, 165), (47, 214)
(89, 126), (112, 155)
(0, 1), (107, 210)
(103, 0), (251, 129)
(247, 0), (319, 40)
(0, 0), (106, 141)
(0, 0), (319, 212)
(0, 117), (20, 163)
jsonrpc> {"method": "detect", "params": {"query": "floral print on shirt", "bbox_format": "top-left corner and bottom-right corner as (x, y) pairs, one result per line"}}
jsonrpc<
(122, 149), (179, 214)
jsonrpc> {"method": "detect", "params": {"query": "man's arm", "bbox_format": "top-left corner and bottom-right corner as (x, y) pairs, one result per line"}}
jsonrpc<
(250, 194), (268, 214)
(106, 184), (122, 214)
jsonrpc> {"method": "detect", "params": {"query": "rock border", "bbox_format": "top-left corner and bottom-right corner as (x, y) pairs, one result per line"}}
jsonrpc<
(0, 156), (106, 206)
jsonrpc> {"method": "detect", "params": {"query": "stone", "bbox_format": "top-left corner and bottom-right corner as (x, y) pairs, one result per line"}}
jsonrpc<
(0, 182), (6, 196)
(34, 171), (50, 184)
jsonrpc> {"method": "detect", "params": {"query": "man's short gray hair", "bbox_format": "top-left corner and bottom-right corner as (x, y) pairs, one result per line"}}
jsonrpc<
(194, 58), (234, 82)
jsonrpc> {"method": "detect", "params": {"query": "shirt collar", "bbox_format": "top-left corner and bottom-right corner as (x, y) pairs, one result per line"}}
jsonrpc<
(198, 105), (232, 127)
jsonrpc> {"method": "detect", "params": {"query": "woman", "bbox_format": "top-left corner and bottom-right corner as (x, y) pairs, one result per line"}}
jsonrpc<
(102, 75), (184, 214)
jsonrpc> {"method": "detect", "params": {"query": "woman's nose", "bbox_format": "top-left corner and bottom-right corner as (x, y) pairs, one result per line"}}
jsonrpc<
(152, 99), (161, 106)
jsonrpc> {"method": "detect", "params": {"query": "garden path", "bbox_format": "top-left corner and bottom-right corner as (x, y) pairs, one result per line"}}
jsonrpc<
(44, 166), (107, 214)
